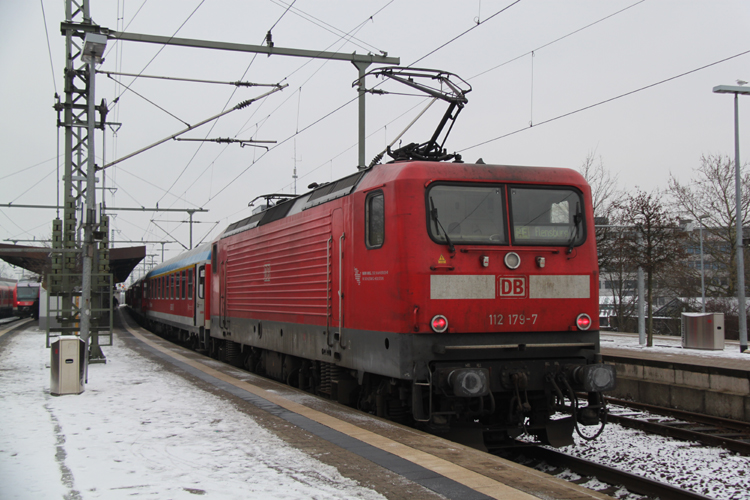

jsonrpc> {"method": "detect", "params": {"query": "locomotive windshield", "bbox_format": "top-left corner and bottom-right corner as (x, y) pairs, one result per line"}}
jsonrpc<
(16, 287), (38, 300)
(509, 187), (585, 246)
(427, 185), (507, 245)
(426, 184), (585, 247)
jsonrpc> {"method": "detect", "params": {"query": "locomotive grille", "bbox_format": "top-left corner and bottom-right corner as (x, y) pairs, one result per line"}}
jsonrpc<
(225, 212), (332, 318)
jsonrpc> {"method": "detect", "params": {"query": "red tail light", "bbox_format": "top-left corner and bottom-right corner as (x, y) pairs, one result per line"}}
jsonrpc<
(576, 313), (592, 330)
(431, 315), (448, 333)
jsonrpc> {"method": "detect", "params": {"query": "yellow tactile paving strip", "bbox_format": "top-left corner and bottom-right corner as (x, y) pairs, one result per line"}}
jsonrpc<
(120, 312), (610, 500)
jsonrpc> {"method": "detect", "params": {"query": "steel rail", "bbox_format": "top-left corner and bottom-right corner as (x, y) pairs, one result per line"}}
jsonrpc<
(497, 445), (713, 500)
(605, 397), (750, 455)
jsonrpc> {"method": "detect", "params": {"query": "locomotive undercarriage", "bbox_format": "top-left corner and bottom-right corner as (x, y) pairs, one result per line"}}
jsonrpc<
(207, 318), (613, 447)
(130, 309), (613, 447)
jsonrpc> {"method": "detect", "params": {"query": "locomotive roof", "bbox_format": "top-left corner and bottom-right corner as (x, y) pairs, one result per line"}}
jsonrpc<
(145, 243), (211, 279)
(220, 161), (589, 240)
(221, 169), (368, 239)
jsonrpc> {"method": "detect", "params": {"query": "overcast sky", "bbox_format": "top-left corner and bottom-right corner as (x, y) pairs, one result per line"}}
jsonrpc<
(1, 1), (748, 278)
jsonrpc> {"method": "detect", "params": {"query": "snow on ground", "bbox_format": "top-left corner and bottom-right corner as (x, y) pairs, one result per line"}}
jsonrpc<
(0, 326), (388, 500)
(552, 420), (750, 499)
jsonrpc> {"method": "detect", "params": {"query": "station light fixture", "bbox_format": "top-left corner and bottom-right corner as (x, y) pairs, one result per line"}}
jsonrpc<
(82, 33), (108, 64)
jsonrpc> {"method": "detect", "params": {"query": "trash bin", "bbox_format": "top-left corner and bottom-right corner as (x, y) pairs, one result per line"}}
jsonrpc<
(681, 312), (724, 350)
(50, 336), (85, 395)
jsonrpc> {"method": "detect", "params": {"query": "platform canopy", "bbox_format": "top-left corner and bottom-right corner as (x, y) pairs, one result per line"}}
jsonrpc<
(0, 244), (145, 284)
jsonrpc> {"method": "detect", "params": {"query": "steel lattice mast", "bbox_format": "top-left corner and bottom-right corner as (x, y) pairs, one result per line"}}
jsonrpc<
(52, 0), (111, 364)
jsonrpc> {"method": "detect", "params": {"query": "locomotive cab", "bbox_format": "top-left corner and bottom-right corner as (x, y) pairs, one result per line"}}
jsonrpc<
(347, 161), (615, 446)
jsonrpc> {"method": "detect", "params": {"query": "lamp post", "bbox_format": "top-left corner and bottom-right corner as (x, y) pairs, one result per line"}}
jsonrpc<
(698, 214), (709, 313)
(713, 84), (750, 352)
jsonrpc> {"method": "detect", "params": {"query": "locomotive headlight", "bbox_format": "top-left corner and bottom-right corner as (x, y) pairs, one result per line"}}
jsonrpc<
(431, 315), (449, 333)
(575, 364), (617, 392)
(448, 368), (490, 397)
(504, 252), (521, 269)
(576, 313), (592, 330)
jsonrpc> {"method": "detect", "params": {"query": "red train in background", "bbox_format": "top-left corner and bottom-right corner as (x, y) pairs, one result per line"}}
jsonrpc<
(127, 68), (615, 447)
(0, 278), (15, 317)
(14, 280), (40, 319)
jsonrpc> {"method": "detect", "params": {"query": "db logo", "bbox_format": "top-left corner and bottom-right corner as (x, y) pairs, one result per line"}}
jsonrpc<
(497, 276), (526, 298)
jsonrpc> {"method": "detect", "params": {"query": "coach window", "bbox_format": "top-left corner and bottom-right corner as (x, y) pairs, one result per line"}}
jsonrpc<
(181, 270), (186, 299)
(365, 191), (385, 249)
(188, 269), (193, 299)
(170, 273), (174, 299)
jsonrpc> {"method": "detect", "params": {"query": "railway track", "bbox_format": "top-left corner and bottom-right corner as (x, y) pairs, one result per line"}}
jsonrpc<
(491, 444), (714, 500)
(605, 397), (750, 455)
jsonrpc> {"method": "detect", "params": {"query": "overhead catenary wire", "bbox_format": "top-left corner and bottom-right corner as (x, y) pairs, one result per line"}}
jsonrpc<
(268, 0), (390, 56)
(150, 0), (300, 208)
(107, 0), (206, 115)
(137, 0), (397, 240)
(177, 4), (395, 205)
(100, 85), (287, 170)
(460, 48), (750, 153)
(39, 0), (57, 95)
(210, 0), (525, 204)
(268, 0), (650, 196)
(468, 0), (647, 81)
(409, 0), (523, 67)
(100, 70), (284, 88)
(106, 73), (191, 127)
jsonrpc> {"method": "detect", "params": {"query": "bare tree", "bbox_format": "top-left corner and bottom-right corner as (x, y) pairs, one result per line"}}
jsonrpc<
(619, 189), (687, 346)
(578, 151), (624, 271)
(579, 151), (623, 220)
(598, 228), (638, 332)
(669, 154), (750, 297)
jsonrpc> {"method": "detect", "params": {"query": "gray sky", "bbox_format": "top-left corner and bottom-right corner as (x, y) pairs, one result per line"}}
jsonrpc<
(1, 0), (748, 277)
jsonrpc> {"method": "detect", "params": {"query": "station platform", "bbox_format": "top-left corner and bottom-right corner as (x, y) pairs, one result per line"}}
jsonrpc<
(600, 331), (750, 421)
(0, 313), (610, 500)
(601, 331), (750, 372)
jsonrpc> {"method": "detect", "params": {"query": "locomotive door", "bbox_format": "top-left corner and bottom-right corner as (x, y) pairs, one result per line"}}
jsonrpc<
(220, 257), (228, 329)
(331, 209), (344, 334)
(195, 264), (205, 328)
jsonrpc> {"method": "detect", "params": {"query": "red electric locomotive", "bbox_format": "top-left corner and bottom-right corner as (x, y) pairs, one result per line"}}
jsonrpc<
(128, 69), (614, 446)
(204, 160), (613, 446)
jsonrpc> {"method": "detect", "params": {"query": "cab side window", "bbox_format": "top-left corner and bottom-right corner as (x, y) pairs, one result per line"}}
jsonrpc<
(365, 191), (385, 249)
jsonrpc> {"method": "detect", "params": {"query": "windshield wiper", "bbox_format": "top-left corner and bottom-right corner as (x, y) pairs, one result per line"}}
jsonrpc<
(567, 201), (582, 254)
(430, 197), (455, 254)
